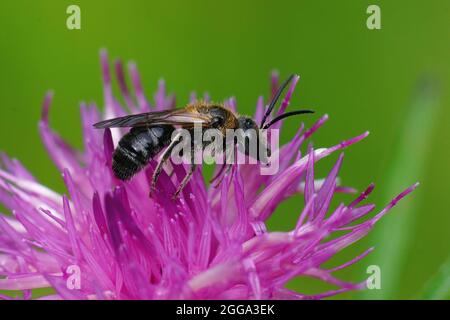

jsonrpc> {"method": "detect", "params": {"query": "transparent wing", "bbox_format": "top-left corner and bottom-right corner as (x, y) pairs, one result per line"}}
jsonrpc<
(93, 109), (212, 129)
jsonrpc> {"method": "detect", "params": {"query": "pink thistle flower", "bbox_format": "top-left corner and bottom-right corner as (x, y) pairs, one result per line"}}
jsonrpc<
(0, 51), (417, 300)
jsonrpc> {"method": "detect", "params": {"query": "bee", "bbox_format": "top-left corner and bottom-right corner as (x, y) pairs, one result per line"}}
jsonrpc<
(93, 74), (313, 198)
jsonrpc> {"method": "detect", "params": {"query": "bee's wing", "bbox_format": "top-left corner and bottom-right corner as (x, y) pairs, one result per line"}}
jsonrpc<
(93, 109), (212, 129)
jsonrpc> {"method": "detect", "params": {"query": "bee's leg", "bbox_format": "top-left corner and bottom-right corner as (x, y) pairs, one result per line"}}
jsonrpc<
(150, 133), (181, 194)
(172, 145), (197, 199)
(225, 162), (234, 175)
(212, 147), (235, 188)
(212, 162), (227, 187)
(210, 153), (227, 184)
(172, 163), (196, 199)
(213, 163), (233, 188)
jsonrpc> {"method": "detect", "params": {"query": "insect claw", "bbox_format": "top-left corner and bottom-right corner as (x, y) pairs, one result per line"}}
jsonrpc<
(148, 185), (157, 198)
(172, 189), (182, 200)
(212, 179), (223, 188)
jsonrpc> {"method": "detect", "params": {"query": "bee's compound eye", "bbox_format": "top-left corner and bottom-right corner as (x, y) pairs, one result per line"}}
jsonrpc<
(244, 118), (257, 131)
(238, 116), (256, 131)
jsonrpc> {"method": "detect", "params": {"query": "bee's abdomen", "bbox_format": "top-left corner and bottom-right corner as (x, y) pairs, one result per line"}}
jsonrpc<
(112, 125), (174, 180)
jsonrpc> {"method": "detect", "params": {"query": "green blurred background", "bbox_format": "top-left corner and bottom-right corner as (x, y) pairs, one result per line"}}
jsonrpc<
(0, 0), (449, 299)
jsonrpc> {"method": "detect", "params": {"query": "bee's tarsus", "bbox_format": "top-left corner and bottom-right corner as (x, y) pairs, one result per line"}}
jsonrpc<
(171, 191), (181, 200)
(148, 186), (157, 198)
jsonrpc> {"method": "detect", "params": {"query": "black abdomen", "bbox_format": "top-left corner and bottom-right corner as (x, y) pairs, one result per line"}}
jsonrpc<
(112, 125), (174, 180)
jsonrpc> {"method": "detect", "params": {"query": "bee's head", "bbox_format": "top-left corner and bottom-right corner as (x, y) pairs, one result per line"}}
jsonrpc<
(237, 116), (271, 162)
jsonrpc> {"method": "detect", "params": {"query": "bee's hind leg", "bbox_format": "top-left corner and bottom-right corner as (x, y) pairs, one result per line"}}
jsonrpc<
(172, 163), (196, 199)
(150, 133), (181, 195)
(172, 146), (197, 199)
(212, 146), (235, 188)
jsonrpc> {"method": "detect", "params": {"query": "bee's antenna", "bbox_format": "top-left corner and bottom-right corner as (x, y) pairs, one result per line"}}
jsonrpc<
(262, 109), (315, 129)
(260, 74), (295, 128)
